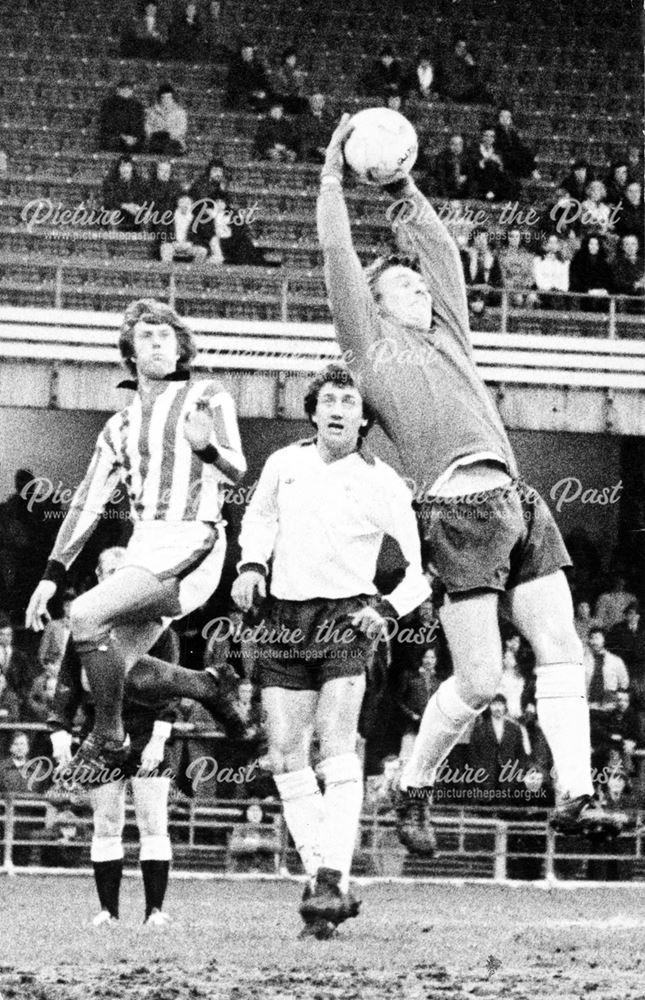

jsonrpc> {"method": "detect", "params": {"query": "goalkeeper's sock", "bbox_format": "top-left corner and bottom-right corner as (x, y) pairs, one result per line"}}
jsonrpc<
(93, 859), (123, 919)
(274, 767), (324, 881)
(75, 634), (126, 743)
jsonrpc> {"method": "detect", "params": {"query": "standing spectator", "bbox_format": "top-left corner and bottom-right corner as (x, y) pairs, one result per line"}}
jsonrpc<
(166, 1), (205, 61)
(38, 589), (74, 674)
(614, 181), (644, 243)
(607, 603), (645, 676)
(189, 159), (272, 266)
(438, 37), (490, 104)
(432, 134), (470, 199)
(226, 43), (271, 111)
(0, 672), (20, 756)
(98, 80), (146, 154)
(0, 612), (37, 713)
(363, 46), (404, 99)
(494, 107), (539, 183)
(605, 162), (630, 209)
(580, 180), (613, 237)
(584, 627), (629, 711)
(461, 228), (503, 303)
(273, 48), (308, 115)
(468, 695), (527, 798)
(146, 85), (188, 156)
(121, 2), (166, 60)
(561, 159), (591, 202)
(595, 575), (638, 631)
(498, 228), (537, 306)
(468, 128), (511, 201)
(405, 50), (436, 103)
(533, 234), (570, 308)
(254, 101), (297, 162)
(297, 94), (333, 164)
(0, 470), (49, 618)
(611, 234), (645, 305)
(574, 599), (602, 647)
(102, 157), (146, 232)
(569, 235), (614, 309)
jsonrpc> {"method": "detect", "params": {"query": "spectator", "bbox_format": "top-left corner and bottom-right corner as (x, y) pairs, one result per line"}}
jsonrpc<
(605, 162), (630, 208)
(498, 228), (537, 306)
(0, 671), (20, 755)
(580, 180), (613, 237)
(468, 695), (527, 798)
(461, 228), (503, 303)
(0, 149), (7, 178)
(167, 1), (205, 61)
(226, 43), (271, 111)
(611, 235), (645, 304)
(254, 101), (297, 162)
(297, 93), (332, 163)
(569, 235), (613, 309)
(584, 627), (630, 711)
(438, 37), (490, 104)
(405, 50), (436, 102)
(144, 158), (181, 244)
(0, 470), (49, 617)
(607, 603), (645, 676)
(574, 599), (602, 646)
(0, 732), (47, 867)
(98, 79), (146, 154)
(146, 85), (188, 156)
(614, 181), (644, 243)
(159, 192), (213, 263)
(26, 660), (59, 724)
(363, 46), (404, 99)
(494, 107), (539, 183)
(101, 157), (146, 232)
(519, 702), (553, 779)
(37, 589), (74, 673)
(121, 1), (166, 60)
(595, 575), (638, 631)
(468, 128), (511, 201)
(189, 159), (273, 266)
(0, 612), (37, 712)
(433, 134), (470, 199)
(532, 234), (569, 308)
(497, 649), (526, 720)
(602, 689), (642, 756)
(273, 47), (308, 115)
(626, 143), (643, 184)
(561, 159), (591, 202)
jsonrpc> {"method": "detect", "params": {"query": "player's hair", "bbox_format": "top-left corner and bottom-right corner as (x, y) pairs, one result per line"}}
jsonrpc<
(157, 83), (175, 99)
(119, 298), (197, 375)
(364, 253), (420, 297)
(303, 364), (375, 439)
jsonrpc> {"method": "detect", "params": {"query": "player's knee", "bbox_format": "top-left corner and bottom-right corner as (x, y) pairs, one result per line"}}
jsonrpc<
(69, 597), (107, 641)
(266, 744), (307, 775)
(529, 621), (582, 665)
(456, 667), (503, 708)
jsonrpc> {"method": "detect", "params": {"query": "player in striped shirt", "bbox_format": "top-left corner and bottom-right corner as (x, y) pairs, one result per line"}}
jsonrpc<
(26, 299), (247, 777)
(316, 119), (621, 843)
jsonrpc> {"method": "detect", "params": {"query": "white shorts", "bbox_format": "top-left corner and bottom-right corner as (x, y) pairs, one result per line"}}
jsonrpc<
(121, 520), (226, 619)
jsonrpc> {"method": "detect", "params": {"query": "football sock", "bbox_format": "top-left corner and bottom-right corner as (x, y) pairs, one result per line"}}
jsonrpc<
(274, 767), (324, 881)
(127, 655), (215, 705)
(400, 677), (481, 790)
(92, 859), (123, 919)
(318, 753), (363, 894)
(140, 859), (170, 918)
(74, 633), (126, 743)
(535, 662), (594, 800)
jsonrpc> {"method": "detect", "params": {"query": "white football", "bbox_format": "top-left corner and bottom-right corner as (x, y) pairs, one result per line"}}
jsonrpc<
(343, 108), (418, 185)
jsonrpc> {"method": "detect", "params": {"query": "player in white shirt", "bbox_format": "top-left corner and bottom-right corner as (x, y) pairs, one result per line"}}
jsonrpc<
(232, 364), (429, 935)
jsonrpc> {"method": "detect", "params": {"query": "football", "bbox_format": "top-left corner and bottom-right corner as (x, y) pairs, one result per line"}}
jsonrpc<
(343, 108), (418, 185)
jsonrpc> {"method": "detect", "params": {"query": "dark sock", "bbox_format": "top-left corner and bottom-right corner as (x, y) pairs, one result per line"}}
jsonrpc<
(93, 859), (123, 918)
(141, 859), (170, 918)
(127, 655), (214, 706)
(75, 633), (126, 742)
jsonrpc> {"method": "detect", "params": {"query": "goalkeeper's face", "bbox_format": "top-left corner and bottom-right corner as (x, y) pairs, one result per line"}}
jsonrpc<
(375, 266), (432, 334)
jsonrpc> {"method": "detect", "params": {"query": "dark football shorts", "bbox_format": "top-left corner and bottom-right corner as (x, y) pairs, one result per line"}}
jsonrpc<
(417, 479), (571, 596)
(257, 594), (378, 691)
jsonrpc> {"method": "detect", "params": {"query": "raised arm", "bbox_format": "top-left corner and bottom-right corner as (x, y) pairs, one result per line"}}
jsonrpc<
(232, 451), (282, 612)
(185, 383), (247, 485)
(316, 116), (379, 365)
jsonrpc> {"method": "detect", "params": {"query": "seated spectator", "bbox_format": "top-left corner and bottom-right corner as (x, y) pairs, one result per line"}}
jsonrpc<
(603, 688), (642, 756)
(569, 235), (614, 309)
(159, 192), (213, 264)
(144, 158), (181, 241)
(497, 648), (525, 720)
(0, 671), (20, 755)
(584, 627), (629, 711)
(121, 1), (166, 60)
(26, 660), (59, 723)
(405, 50), (436, 102)
(468, 127), (511, 201)
(273, 47), (308, 115)
(362, 46), (404, 99)
(494, 107), (539, 183)
(437, 36), (491, 104)
(605, 161), (630, 208)
(580, 180), (613, 237)
(226, 43), (271, 111)
(532, 234), (569, 308)
(595, 575), (638, 630)
(461, 228), (503, 303)
(146, 85), (188, 156)
(611, 234), (645, 306)
(254, 101), (297, 162)
(607, 603), (645, 675)
(561, 158), (592, 202)
(102, 157), (146, 232)
(98, 79), (146, 154)
(167, 1), (205, 61)
(297, 93), (332, 163)
(189, 159), (274, 266)
(498, 227), (537, 306)
(614, 181), (644, 243)
(433, 134), (470, 199)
